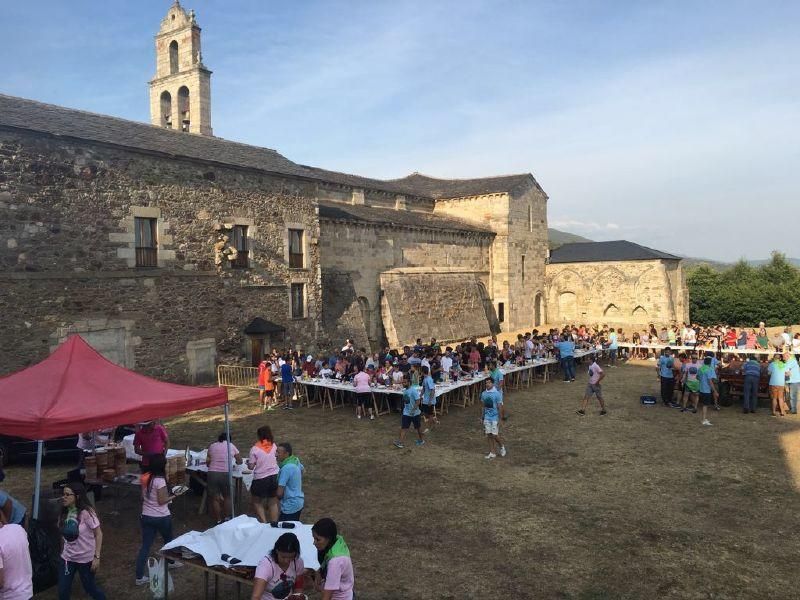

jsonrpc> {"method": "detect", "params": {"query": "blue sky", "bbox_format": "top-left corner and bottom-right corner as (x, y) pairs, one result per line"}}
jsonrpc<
(2, 0), (798, 261)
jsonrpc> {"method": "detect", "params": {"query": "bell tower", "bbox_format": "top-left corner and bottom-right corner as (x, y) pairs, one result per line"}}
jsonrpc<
(148, 1), (212, 136)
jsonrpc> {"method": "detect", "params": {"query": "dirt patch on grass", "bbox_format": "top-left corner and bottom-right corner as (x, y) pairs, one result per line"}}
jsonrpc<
(5, 359), (800, 598)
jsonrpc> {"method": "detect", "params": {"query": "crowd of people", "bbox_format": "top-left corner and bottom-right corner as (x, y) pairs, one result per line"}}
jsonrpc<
(3, 320), (798, 599)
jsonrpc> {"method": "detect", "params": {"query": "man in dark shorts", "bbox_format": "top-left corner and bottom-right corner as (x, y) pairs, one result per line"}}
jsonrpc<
(577, 358), (607, 416)
(394, 377), (425, 448)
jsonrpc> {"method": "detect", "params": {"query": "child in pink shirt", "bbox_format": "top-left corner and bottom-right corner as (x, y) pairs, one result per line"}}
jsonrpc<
(0, 522), (33, 600)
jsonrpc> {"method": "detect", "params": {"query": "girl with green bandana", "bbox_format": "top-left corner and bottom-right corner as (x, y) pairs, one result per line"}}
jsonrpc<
(312, 518), (354, 600)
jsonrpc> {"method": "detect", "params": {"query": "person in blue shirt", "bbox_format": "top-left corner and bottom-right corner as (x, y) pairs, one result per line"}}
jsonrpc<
(556, 334), (576, 382)
(697, 356), (719, 426)
(657, 348), (677, 407)
(742, 356), (763, 414)
(420, 366), (439, 432)
(767, 354), (788, 416)
(394, 377), (425, 448)
(784, 352), (800, 415)
(0, 483), (27, 527)
(280, 357), (295, 410)
(488, 361), (504, 399)
(607, 329), (619, 367)
(275, 442), (304, 521)
(480, 379), (506, 459)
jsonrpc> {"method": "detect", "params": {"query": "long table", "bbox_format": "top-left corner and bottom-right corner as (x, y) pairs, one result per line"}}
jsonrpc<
(292, 350), (602, 416)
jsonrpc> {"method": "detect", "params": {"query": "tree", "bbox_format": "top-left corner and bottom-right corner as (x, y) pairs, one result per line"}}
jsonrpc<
(687, 253), (800, 326)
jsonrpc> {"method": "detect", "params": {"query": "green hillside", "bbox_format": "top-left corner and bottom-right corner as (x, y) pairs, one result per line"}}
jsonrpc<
(548, 228), (593, 249)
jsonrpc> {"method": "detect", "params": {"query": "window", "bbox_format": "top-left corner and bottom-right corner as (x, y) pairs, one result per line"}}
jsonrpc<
(528, 205), (533, 232)
(134, 217), (158, 267)
(169, 40), (179, 74)
(498, 302), (505, 323)
(521, 255), (525, 284)
(288, 229), (304, 268)
(290, 283), (305, 318)
(230, 225), (249, 268)
(178, 86), (190, 132)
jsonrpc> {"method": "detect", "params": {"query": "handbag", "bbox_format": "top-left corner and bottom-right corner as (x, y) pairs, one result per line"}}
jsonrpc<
(148, 556), (174, 599)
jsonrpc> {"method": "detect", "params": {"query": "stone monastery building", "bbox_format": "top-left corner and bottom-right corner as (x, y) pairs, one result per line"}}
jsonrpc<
(0, 2), (688, 382)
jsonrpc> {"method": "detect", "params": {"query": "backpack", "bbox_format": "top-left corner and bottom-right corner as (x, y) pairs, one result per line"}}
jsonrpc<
(28, 518), (60, 594)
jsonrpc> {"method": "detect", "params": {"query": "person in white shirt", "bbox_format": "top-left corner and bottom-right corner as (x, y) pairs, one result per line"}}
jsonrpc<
(440, 351), (453, 380)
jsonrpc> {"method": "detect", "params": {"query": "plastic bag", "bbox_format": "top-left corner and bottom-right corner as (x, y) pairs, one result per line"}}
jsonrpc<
(148, 556), (174, 599)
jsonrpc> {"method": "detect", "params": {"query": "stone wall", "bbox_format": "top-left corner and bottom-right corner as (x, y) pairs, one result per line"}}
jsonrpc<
(545, 259), (689, 327)
(0, 128), (321, 379)
(379, 269), (495, 348)
(318, 215), (493, 349)
(433, 182), (549, 333)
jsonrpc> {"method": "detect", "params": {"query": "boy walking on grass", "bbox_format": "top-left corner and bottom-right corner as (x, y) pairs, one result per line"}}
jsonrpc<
(698, 356), (719, 426)
(577, 358), (607, 416)
(394, 377), (425, 449)
(480, 378), (507, 459)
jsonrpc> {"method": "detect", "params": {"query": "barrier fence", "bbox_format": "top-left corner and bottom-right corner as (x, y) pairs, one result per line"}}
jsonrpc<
(217, 365), (259, 389)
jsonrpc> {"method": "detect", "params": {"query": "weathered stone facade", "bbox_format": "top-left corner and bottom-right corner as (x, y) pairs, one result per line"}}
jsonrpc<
(0, 3), (688, 379)
(545, 257), (689, 327)
(0, 127), (321, 379)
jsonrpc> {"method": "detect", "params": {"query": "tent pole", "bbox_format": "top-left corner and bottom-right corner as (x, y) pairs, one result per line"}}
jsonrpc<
(33, 440), (43, 519)
(224, 403), (235, 519)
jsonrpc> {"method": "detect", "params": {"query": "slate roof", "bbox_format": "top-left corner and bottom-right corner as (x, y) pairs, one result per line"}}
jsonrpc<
(387, 172), (545, 199)
(0, 93), (310, 178)
(318, 202), (494, 235)
(0, 94), (540, 201)
(548, 241), (682, 263)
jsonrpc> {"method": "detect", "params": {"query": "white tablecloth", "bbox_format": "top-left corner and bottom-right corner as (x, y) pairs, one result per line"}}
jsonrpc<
(161, 515), (320, 569)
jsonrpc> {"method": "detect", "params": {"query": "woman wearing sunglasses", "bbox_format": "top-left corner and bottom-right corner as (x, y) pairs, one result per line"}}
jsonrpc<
(251, 532), (306, 600)
(58, 482), (106, 599)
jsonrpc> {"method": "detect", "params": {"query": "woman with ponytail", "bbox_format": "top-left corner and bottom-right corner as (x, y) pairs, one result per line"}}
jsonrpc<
(311, 518), (354, 600)
(248, 426), (280, 522)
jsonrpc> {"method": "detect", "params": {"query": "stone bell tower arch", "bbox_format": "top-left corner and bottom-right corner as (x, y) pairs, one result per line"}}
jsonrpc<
(148, 1), (212, 136)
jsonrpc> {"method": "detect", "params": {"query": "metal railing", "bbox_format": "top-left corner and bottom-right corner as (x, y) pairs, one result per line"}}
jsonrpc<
(217, 365), (259, 389)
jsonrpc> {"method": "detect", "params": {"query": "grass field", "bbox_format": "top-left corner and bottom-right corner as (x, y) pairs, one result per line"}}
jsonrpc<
(5, 358), (800, 599)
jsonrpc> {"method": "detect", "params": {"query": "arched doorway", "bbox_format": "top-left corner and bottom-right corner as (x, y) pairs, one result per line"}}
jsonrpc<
(534, 293), (544, 326)
(632, 305), (648, 320)
(604, 303), (620, 318)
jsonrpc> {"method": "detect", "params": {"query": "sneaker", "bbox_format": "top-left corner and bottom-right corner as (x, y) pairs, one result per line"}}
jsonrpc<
(702, 419), (712, 426)
(691, 408), (697, 414)
(670, 403), (681, 409)
(422, 428), (430, 435)
(576, 409), (585, 416)
(415, 439), (425, 446)
(281, 405), (290, 410)
(571, 379), (576, 382)
(599, 409), (607, 416)
(680, 408), (688, 413)
(286, 405), (295, 410)
(484, 452), (496, 459)
(393, 441), (404, 448)
(714, 405), (721, 411)
(266, 405), (276, 411)
(357, 415), (362, 419)
(135, 576), (149, 586)
(370, 414), (375, 420)
(499, 446), (507, 457)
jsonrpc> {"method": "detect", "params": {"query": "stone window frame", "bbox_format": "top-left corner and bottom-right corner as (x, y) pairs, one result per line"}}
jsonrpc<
(112, 206), (175, 268)
(220, 217), (257, 269)
(284, 222), (309, 270)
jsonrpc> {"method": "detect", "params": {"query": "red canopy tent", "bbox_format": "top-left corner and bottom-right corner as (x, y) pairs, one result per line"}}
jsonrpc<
(0, 335), (231, 518)
(0, 335), (228, 439)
